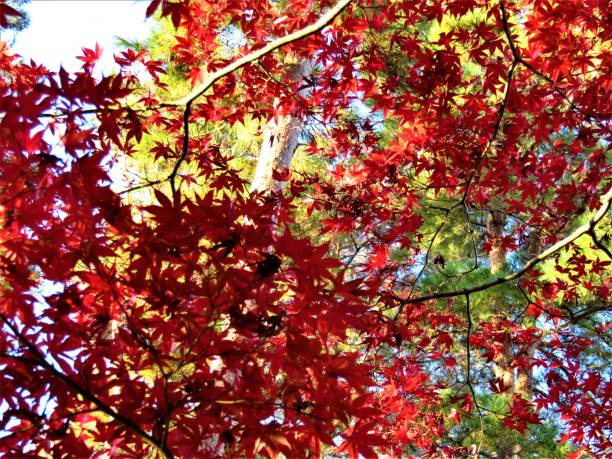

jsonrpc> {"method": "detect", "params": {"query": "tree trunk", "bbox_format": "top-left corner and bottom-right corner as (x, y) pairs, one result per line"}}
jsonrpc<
(487, 208), (515, 391)
(515, 230), (542, 398)
(486, 209), (506, 274)
(250, 59), (312, 193)
(487, 219), (542, 458)
(486, 208), (523, 459)
(514, 344), (535, 397)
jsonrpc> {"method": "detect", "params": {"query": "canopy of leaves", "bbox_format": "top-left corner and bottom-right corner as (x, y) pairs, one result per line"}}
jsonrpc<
(0, 0), (609, 458)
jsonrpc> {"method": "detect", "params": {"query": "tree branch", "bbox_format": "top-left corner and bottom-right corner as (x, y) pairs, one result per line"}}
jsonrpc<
(394, 55), (516, 320)
(464, 293), (485, 455)
(392, 187), (611, 306)
(588, 227), (611, 260)
(168, 0), (352, 108)
(167, 0), (353, 193)
(499, 1), (610, 126)
(461, 58), (516, 205)
(0, 312), (175, 459)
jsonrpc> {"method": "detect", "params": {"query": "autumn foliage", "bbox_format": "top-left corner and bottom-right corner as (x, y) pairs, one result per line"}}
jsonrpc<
(0, 0), (610, 457)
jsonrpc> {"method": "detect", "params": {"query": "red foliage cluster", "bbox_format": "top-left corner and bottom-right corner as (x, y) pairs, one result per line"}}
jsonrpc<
(0, 0), (609, 457)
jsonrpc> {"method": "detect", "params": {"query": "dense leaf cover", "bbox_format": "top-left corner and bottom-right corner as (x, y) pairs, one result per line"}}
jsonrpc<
(0, 0), (610, 457)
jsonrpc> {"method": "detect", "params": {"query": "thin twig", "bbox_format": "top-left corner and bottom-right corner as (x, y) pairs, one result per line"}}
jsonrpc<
(465, 293), (485, 456)
(461, 59), (517, 206)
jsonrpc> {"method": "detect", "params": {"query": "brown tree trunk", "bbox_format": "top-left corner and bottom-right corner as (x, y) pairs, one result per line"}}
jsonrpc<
(514, 344), (535, 397)
(497, 443), (523, 459)
(487, 209), (506, 274)
(493, 341), (515, 392)
(250, 59), (311, 193)
(487, 208), (515, 391)
(515, 230), (542, 398)
(487, 219), (543, 458)
(486, 209), (523, 459)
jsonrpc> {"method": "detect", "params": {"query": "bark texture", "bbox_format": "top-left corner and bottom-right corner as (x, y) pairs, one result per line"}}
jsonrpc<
(515, 231), (542, 398)
(250, 59), (312, 193)
(487, 209), (506, 274)
(488, 208), (515, 392)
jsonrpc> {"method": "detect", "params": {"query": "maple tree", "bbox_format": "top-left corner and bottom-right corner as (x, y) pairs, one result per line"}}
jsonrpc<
(0, 0), (610, 457)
